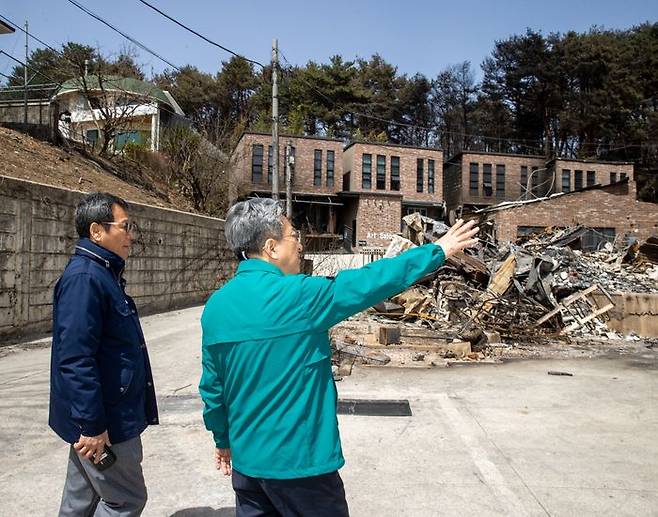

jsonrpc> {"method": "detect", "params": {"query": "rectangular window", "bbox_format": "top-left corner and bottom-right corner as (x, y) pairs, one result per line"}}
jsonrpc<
(531, 166), (539, 194)
(610, 172), (617, 183)
(376, 154), (386, 190)
(428, 159), (435, 194)
(267, 145), (273, 183)
(562, 169), (571, 193)
(314, 149), (322, 186)
(495, 164), (505, 197)
(390, 156), (400, 191)
(587, 170), (596, 187)
(520, 166), (528, 196)
(620, 172), (627, 181)
(251, 144), (264, 183)
(416, 158), (424, 192)
(469, 162), (479, 195)
(326, 150), (335, 187)
(362, 154), (372, 189)
(574, 170), (583, 190)
(582, 228), (616, 251)
(483, 163), (492, 196)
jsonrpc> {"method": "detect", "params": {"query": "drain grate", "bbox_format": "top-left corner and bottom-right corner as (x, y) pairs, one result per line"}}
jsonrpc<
(337, 399), (412, 417)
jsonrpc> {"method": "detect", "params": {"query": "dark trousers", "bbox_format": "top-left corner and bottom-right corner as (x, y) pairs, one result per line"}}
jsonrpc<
(232, 469), (349, 517)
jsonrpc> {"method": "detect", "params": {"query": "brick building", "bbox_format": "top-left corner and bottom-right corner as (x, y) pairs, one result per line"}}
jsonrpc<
(479, 179), (658, 247)
(230, 132), (444, 251)
(443, 151), (635, 219)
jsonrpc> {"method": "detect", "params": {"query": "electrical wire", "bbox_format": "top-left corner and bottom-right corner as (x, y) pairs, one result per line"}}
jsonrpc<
(135, 0), (265, 69)
(64, 0), (181, 72)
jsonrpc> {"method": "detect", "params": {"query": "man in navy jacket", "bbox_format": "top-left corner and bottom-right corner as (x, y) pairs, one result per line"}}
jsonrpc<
(49, 192), (158, 516)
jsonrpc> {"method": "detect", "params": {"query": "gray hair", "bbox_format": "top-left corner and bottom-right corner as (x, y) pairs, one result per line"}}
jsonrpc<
(225, 198), (285, 257)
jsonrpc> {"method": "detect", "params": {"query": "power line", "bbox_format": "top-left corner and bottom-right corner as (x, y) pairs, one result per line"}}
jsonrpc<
(0, 14), (65, 58)
(0, 50), (57, 84)
(277, 52), (544, 150)
(64, 0), (181, 72)
(135, 0), (265, 69)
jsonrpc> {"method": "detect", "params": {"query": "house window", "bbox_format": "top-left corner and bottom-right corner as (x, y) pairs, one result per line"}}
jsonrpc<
(362, 154), (372, 189)
(496, 164), (505, 197)
(610, 172), (617, 183)
(251, 144), (264, 183)
(267, 145), (273, 183)
(326, 150), (335, 187)
(562, 169), (571, 192)
(582, 228), (616, 251)
(587, 170), (596, 187)
(427, 159), (436, 194)
(531, 166), (539, 195)
(416, 158), (424, 192)
(391, 156), (400, 191)
(483, 163), (492, 196)
(314, 149), (322, 186)
(620, 173), (627, 181)
(518, 226), (547, 237)
(86, 129), (99, 148)
(376, 154), (386, 190)
(469, 162), (479, 195)
(574, 170), (583, 190)
(520, 165), (528, 196)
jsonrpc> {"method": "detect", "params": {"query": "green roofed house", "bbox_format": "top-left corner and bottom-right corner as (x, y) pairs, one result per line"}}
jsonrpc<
(52, 75), (187, 152)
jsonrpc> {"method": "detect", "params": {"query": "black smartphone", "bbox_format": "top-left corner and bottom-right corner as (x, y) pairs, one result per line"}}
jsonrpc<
(92, 445), (116, 471)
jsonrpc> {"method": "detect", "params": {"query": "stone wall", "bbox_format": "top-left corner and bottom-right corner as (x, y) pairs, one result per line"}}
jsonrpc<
(0, 175), (235, 340)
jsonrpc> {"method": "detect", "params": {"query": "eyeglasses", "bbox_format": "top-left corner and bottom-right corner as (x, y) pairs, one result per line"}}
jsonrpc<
(283, 229), (302, 243)
(104, 220), (138, 233)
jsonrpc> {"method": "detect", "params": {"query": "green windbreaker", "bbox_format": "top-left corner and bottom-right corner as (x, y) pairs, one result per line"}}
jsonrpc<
(199, 243), (446, 479)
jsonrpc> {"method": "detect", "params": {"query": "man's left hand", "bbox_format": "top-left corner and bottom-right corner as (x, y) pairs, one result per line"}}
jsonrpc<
(215, 447), (232, 476)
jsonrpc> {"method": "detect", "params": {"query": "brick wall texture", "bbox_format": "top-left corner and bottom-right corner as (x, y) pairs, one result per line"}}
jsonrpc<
(487, 182), (658, 242)
(0, 175), (235, 339)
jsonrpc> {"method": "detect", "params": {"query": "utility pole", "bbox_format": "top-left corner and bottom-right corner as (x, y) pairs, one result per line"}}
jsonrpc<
(23, 20), (28, 127)
(271, 39), (279, 201)
(285, 140), (293, 219)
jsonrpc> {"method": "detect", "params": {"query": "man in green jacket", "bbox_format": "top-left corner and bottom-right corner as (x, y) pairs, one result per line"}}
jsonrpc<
(200, 198), (478, 516)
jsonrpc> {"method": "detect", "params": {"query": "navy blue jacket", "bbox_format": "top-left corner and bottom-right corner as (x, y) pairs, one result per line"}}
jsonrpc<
(49, 239), (158, 444)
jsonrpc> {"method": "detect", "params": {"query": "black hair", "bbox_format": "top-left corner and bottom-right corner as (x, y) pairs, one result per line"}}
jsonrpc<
(74, 192), (129, 238)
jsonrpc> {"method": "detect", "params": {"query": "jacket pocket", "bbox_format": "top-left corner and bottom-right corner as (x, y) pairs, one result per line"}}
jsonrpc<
(105, 367), (135, 406)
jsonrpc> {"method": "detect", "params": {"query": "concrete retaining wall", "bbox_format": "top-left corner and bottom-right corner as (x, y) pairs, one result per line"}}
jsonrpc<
(0, 175), (235, 340)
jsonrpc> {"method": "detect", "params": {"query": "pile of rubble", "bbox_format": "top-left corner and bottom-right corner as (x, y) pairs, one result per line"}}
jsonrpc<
(331, 215), (657, 371)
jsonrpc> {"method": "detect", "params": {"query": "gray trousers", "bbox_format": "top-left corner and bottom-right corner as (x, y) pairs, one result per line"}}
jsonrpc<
(58, 436), (147, 517)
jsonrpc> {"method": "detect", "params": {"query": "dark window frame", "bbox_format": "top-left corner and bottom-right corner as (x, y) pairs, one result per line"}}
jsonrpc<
(483, 163), (492, 197)
(267, 145), (273, 183)
(362, 153), (372, 189)
(376, 154), (386, 190)
(562, 169), (571, 193)
(586, 170), (596, 187)
(326, 150), (335, 187)
(428, 159), (435, 194)
(416, 158), (424, 193)
(574, 169), (583, 190)
(495, 164), (505, 197)
(391, 156), (400, 191)
(520, 165), (528, 196)
(610, 172), (617, 183)
(251, 144), (264, 183)
(313, 149), (323, 186)
(469, 162), (479, 195)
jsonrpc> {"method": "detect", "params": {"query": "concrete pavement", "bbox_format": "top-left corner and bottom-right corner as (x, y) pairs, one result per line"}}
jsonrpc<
(0, 306), (657, 516)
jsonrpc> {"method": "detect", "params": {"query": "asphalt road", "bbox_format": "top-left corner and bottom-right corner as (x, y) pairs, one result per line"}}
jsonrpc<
(1, 306), (656, 516)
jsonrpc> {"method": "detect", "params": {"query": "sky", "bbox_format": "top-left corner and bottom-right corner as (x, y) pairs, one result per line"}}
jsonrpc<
(1, 0), (657, 83)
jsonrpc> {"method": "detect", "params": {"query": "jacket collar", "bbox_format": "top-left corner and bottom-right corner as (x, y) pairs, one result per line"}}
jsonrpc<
(74, 238), (126, 278)
(236, 258), (284, 276)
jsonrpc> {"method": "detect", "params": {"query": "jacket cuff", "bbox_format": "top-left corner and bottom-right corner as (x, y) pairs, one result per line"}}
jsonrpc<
(214, 433), (230, 449)
(79, 418), (106, 438)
